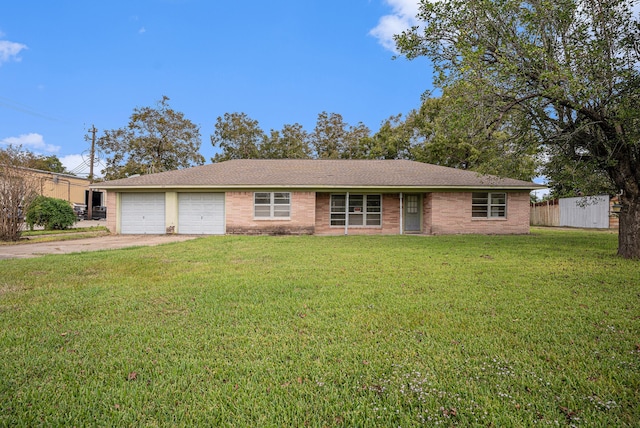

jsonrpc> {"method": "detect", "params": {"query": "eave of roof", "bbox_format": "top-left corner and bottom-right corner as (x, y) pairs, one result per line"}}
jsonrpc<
(93, 184), (543, 191)
(8, 166), (90, 182)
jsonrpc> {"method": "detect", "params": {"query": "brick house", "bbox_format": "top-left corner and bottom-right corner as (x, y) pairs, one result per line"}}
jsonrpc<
(94, 159), (543, 235)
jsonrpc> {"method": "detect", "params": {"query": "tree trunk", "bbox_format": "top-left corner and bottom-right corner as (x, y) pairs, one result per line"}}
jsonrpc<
(617, 193), (640, 259)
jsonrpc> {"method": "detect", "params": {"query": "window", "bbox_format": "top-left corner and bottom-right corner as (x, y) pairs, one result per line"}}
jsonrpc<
(254, 192), (290, 219)
(330, 194), (381, 226)
(472, 192), (506, 218)
(406, 196), (419, 214)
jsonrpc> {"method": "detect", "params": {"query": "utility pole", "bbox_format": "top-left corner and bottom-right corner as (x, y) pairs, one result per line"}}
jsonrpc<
(87, 125), (97, 221)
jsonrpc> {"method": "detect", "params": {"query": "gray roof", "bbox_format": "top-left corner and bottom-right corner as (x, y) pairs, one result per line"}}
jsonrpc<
(94, 159), (543, 190)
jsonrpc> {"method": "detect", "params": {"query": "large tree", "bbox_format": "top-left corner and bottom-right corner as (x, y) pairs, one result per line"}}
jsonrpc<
(396, 0), (640, 258)
(98, 96), (204, 179)
(542, 143), (618, 198)
(0, 148), (69, 174)
(261, 123), (311, 159)
(310, 112), (371, 159)
(27, 154), (67, 174)
(211, 112), (265, 162)
(357, 114), (414, 160)
(407, 83), (539, 181)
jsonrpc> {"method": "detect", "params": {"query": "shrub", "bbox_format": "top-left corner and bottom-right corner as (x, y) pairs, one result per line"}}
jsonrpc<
(26, 196), (77, 230)
(0, 145), (39, 241)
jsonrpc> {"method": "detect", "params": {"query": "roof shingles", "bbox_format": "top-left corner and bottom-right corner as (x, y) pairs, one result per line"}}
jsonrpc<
(96, 159), (542, 190)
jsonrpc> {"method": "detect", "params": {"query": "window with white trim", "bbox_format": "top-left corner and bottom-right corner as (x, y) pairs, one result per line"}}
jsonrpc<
(472, 192), (506, 218)
(254, 192), (291, 219)
(330, 194), (381, 226)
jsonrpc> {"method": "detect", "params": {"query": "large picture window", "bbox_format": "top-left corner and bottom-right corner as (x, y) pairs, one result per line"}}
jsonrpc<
(254, 192), (290, 219)
(472, 192), (506, 218)
(330, 194), (381, 226)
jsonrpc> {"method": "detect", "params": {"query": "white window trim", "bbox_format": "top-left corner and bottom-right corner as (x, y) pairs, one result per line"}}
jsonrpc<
(472, 192), (507, 219)
(254, 192), (291, 220)
(330, 194), (382, 227)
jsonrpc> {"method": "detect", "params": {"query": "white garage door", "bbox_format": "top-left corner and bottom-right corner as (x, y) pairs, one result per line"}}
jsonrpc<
(178, 193), (225, 235)
(121, 193), (166, 234)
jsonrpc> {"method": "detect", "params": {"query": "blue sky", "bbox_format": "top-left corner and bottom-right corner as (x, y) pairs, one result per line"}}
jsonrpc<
(1, 0), (428, 176)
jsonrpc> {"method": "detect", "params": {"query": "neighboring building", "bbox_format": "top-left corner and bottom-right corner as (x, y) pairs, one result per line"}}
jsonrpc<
(93, 159), (543, 236)
(8, 167), (105, 218)
(32, 169), (90, 205)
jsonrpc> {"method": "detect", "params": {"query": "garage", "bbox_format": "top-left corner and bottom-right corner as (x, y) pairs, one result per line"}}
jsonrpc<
(120, 193), (166, 234)
(178, 193), (225, 234)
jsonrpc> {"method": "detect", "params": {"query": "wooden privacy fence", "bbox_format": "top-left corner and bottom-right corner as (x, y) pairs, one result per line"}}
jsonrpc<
(530, 199), (560, 226)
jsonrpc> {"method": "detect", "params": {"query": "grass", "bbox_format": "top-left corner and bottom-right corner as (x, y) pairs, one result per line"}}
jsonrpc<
(0, 226), (110, 245)
(0, 229), (638, 426)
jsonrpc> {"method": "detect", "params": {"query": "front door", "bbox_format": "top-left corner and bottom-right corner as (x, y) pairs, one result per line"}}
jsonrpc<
(404, 194), (421, 232)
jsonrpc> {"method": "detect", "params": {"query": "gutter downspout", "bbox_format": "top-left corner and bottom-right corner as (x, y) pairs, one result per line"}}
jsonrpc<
(63, 178), (71, 202)
(399, 192), (404, 235)
(345, 192), (349, 235)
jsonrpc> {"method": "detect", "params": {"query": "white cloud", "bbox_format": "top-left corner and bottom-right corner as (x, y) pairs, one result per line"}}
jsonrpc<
(1, 133), (60, 153)
(370, 0), (421, 52)
(59, 154), (87, 174)
(139, 27), (147, 34)
(0, 40), (28, 65)
(59, 154), (104, 178)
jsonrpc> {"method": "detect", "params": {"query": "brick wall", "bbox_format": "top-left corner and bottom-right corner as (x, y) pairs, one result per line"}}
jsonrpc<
(105, 191), (117, 233)
(226, 191), (316, 235)
(314, 193), (401, 235)
(430, 191), (531, 235)
(423, 193), (433, 234)
(107, 190), (531, 236)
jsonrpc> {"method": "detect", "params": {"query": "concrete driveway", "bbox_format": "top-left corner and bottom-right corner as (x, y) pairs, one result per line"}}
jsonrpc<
(0, 235), (201, 260)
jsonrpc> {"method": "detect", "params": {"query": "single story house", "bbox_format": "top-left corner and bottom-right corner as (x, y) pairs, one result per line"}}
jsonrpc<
(93, 159), (543, 235)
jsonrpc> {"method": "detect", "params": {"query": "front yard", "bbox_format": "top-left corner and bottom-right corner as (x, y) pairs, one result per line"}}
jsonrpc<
(0, 229), (638, 426)
(0, 226), (110, 246)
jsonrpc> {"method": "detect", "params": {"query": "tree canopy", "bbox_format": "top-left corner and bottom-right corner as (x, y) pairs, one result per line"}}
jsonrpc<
(310, 112), (371, 159)
(395, 0), (640, 258)
(211, 112), (265, 162)
(261, 123), (311, 159)
(211, 111), (371, 161)
(98, 96), (204, 180)
(0, 146), (69, 174)
(401, 82), (538, 180)
(209, 106), (538, 181)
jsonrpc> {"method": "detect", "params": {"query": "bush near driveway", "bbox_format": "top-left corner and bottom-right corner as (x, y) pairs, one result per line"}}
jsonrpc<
(25, 196), (76, 231)
(0, 230), (638, 426)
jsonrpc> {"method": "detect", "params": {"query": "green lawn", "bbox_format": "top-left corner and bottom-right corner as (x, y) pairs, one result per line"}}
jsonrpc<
(0, 226), (110, 246)
(1, 229), (638, 426)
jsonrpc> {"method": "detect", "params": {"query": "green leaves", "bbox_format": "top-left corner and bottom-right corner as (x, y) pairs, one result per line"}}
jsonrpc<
(0, 146), (68, 174)
(25, 196), (76, 231)
(210, 111), (370, 161)
(210, 112), (265, 162)
(395, 0), (640, 257)
(311, 112), (371, 159)
(97, 96), (205, 180)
